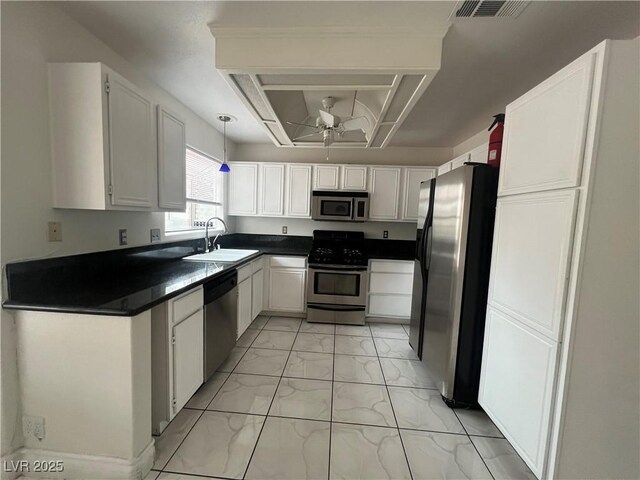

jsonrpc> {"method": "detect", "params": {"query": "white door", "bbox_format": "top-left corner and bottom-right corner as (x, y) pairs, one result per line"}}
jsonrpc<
(369, 167), (401, 221)
(157, 105), (186, 210)
(341, 166), (368, 190)
(488, 190), (578, 340)
(228, 163), (258, 215)
(499, 53), (595, 196)
(437, 162), (452, 176)
(479, 307), (559, 479)
(285, 164), (312, 217)
(313, 165), (340, 190)
(252, 270), (264, 319)
(172, 310), (203, 414)
(237, 277), (252, 338)
(260, 164), (285, 216)
(469, 143), (489, 164)
(107, 72), (155, 208)
(269, 269), (306, 312)
(401, 168), (435, 221)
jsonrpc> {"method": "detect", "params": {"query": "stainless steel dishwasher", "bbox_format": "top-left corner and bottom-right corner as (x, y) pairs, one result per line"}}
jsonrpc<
(204, 269), (238, 381)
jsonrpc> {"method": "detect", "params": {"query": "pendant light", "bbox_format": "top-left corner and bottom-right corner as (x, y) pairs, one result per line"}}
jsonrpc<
(217, 114), (235, 173)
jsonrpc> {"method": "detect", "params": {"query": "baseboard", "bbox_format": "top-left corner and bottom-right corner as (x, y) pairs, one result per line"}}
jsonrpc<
(2, 440), (154, 479)
(261, 311), (306, 319)
(365, 316), (410, 325)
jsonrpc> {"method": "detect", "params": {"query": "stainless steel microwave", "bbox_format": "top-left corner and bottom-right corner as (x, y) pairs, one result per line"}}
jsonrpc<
(311, 191), (369, 222)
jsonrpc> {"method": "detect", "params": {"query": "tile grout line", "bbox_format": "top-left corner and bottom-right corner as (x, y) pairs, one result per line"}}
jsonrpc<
(453, 409), (496, 480)
(241, 317), (303, 480)
(327, 324), (337, 480)
(371, 326), (415, 480)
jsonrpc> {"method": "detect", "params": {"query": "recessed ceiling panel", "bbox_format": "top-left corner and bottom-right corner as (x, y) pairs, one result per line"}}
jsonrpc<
(258, 74), (396, 88)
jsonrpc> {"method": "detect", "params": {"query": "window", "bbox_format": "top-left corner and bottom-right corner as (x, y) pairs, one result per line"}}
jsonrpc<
(165, 147), (224, 233)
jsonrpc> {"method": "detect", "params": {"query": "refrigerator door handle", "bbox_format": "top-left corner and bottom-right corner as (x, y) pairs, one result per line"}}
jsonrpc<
(424, 225), (433, 270)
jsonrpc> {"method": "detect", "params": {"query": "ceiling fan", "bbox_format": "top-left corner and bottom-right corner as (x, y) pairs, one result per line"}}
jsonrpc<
(286, 96), (370, 146)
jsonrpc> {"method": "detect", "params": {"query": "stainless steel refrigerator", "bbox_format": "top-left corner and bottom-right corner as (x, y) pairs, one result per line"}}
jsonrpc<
(411, 164), (498, 407)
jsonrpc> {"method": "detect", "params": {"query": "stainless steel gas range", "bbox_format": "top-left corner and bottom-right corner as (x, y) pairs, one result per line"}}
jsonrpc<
(306, 230), (368, 325)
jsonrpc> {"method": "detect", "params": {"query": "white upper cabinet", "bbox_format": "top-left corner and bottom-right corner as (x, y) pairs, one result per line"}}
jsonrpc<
(49, 63), (155, 210)
(469, 142), (489, 164)
(451, 153), (469, 171)
(341, 165), (368, 190)
(401, 167), (436, 221)
(437, 161), (452, 176)
(499, 54), (596, 196)
(285, 164), (312, 217)
(488, 190), (578, 341)
(479, 307), (559, 478)
(314, 165), (340, 190)
(157, 105), (186, 211)
(228, 162), (258, 215)
(369, 167), (401, 221)
(259, 164), (285, 216)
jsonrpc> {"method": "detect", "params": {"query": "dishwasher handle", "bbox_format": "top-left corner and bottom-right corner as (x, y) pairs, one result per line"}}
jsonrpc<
(204, 269), (238, 305)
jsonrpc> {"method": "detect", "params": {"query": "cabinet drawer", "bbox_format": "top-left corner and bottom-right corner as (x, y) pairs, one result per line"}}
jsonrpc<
(369, 272), (413, 295)
(171, 287), (203, 325)
(238, 264), (253, 283)
(367, 294), (412, 318)
(269, 256), (306, 269)
(370, 260), (414, 274)
(251, 256), (264, 273)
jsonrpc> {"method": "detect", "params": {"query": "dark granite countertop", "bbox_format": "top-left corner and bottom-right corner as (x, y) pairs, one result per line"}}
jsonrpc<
(2, 233), (412, 317)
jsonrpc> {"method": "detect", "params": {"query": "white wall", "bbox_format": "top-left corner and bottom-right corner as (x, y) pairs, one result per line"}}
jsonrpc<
(452, 129), (490, 158)
(0, 2), (232, 460)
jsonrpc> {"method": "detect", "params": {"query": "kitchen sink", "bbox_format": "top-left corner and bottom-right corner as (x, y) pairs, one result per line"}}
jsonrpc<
(183, 249), (259, 263)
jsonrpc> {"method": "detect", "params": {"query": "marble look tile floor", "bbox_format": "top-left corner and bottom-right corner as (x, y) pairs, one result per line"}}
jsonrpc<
(150, 315), (536, 480)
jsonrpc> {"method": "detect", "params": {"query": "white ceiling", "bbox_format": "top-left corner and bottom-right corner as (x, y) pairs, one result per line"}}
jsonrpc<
(56, 1), (639, 147)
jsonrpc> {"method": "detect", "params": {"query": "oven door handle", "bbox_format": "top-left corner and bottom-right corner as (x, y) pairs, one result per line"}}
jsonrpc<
(307, 303), (366, 312)
(308, 265), (368, 272)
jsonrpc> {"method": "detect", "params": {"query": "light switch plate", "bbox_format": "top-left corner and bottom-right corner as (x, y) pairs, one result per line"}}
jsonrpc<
(150, 228), (161, 243)
(119, 229), (128, 246)
(47, 222), (62, 242)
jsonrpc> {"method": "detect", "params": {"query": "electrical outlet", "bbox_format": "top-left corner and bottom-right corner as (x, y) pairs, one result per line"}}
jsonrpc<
(150, 228), (161, 243)
(383, 230), (389, 239)
(47, 222), (62, 242)
(119, 229), (128, 246)
(282, 226), (288, 234)
(23, 415), (45, 441)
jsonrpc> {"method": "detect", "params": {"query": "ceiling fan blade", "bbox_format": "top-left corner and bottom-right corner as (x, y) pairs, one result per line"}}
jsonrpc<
(318, 109), (338, 127)
(341, 116), (370, 133)
(293, 132), (322, 141)
(286, 121), (319, 129)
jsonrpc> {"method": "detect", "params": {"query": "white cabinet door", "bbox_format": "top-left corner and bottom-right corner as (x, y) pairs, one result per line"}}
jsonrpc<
(469, 143), (489, 164)
(314, 165), (340, 190)
(251, 269), (264, 320)
(269, 269), (306, 312)
(479, 307), (559, 479)
(488, 190), (578, 340)
(369, 167), (401, 221)
(401, 167), (435, 221)
(107, 71), (155, 208)
(157, 105), (186, 211)
(451, 153), (469, 171)
(285, 164), (312, 217)
(172, 310), (204, 415)
(499, 53), (595, 196)
(437, 161), (452, 176)
(228, 163), (258, 215)
(341, 166), (368, 190)
(260, 163), (285, 216)
(237, 277), (252, 338)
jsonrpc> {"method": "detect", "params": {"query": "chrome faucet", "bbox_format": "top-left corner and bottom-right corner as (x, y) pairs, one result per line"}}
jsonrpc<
(204, 216), (228, 252)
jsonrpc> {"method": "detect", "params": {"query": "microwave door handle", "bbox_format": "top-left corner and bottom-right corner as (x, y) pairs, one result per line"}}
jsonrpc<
(351, 198), (356, 220)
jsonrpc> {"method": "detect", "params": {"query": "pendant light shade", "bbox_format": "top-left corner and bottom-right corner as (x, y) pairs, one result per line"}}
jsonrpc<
(217, 114), (236, 173)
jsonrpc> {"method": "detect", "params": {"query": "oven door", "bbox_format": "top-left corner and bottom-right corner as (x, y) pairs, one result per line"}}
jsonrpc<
(307, 265), (368, 306)
(312, 196), (354, 221)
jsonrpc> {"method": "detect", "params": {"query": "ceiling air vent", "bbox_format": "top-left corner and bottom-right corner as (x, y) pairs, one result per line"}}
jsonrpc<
(451, 0), (530, 18)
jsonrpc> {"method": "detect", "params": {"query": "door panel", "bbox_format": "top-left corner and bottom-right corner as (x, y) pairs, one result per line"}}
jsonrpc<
(402, 168), (436, 221)
(286, 165), (312, 217)
(157, 106), (186, 210)
(369, 167), (401, 220)
(314, 165), (340, 190)
(260, 164), (285, 215)
(269, 269), (306, 312)
(341, 166), (368, 190)
(251, 270), (264, 320)
(108, 73), (154, 208)
(479, 307), (559, 478)
(488, 190), (578, 341)
(173, 310), (203, 414)
(228, 163), (258, 215)
(499, 54), (595, 195)
(237, 277), (252, 338)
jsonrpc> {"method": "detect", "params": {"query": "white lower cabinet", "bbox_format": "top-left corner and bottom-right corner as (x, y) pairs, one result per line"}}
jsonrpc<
(479, 307), (559, 478)
(267, 256), (307, 313)
(237, 276), (252, 338)
(252, 267), (264, 319)
(366, 260), (414, 318)
(237, 258), (264, 338)
(151, 286), (204, 434)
